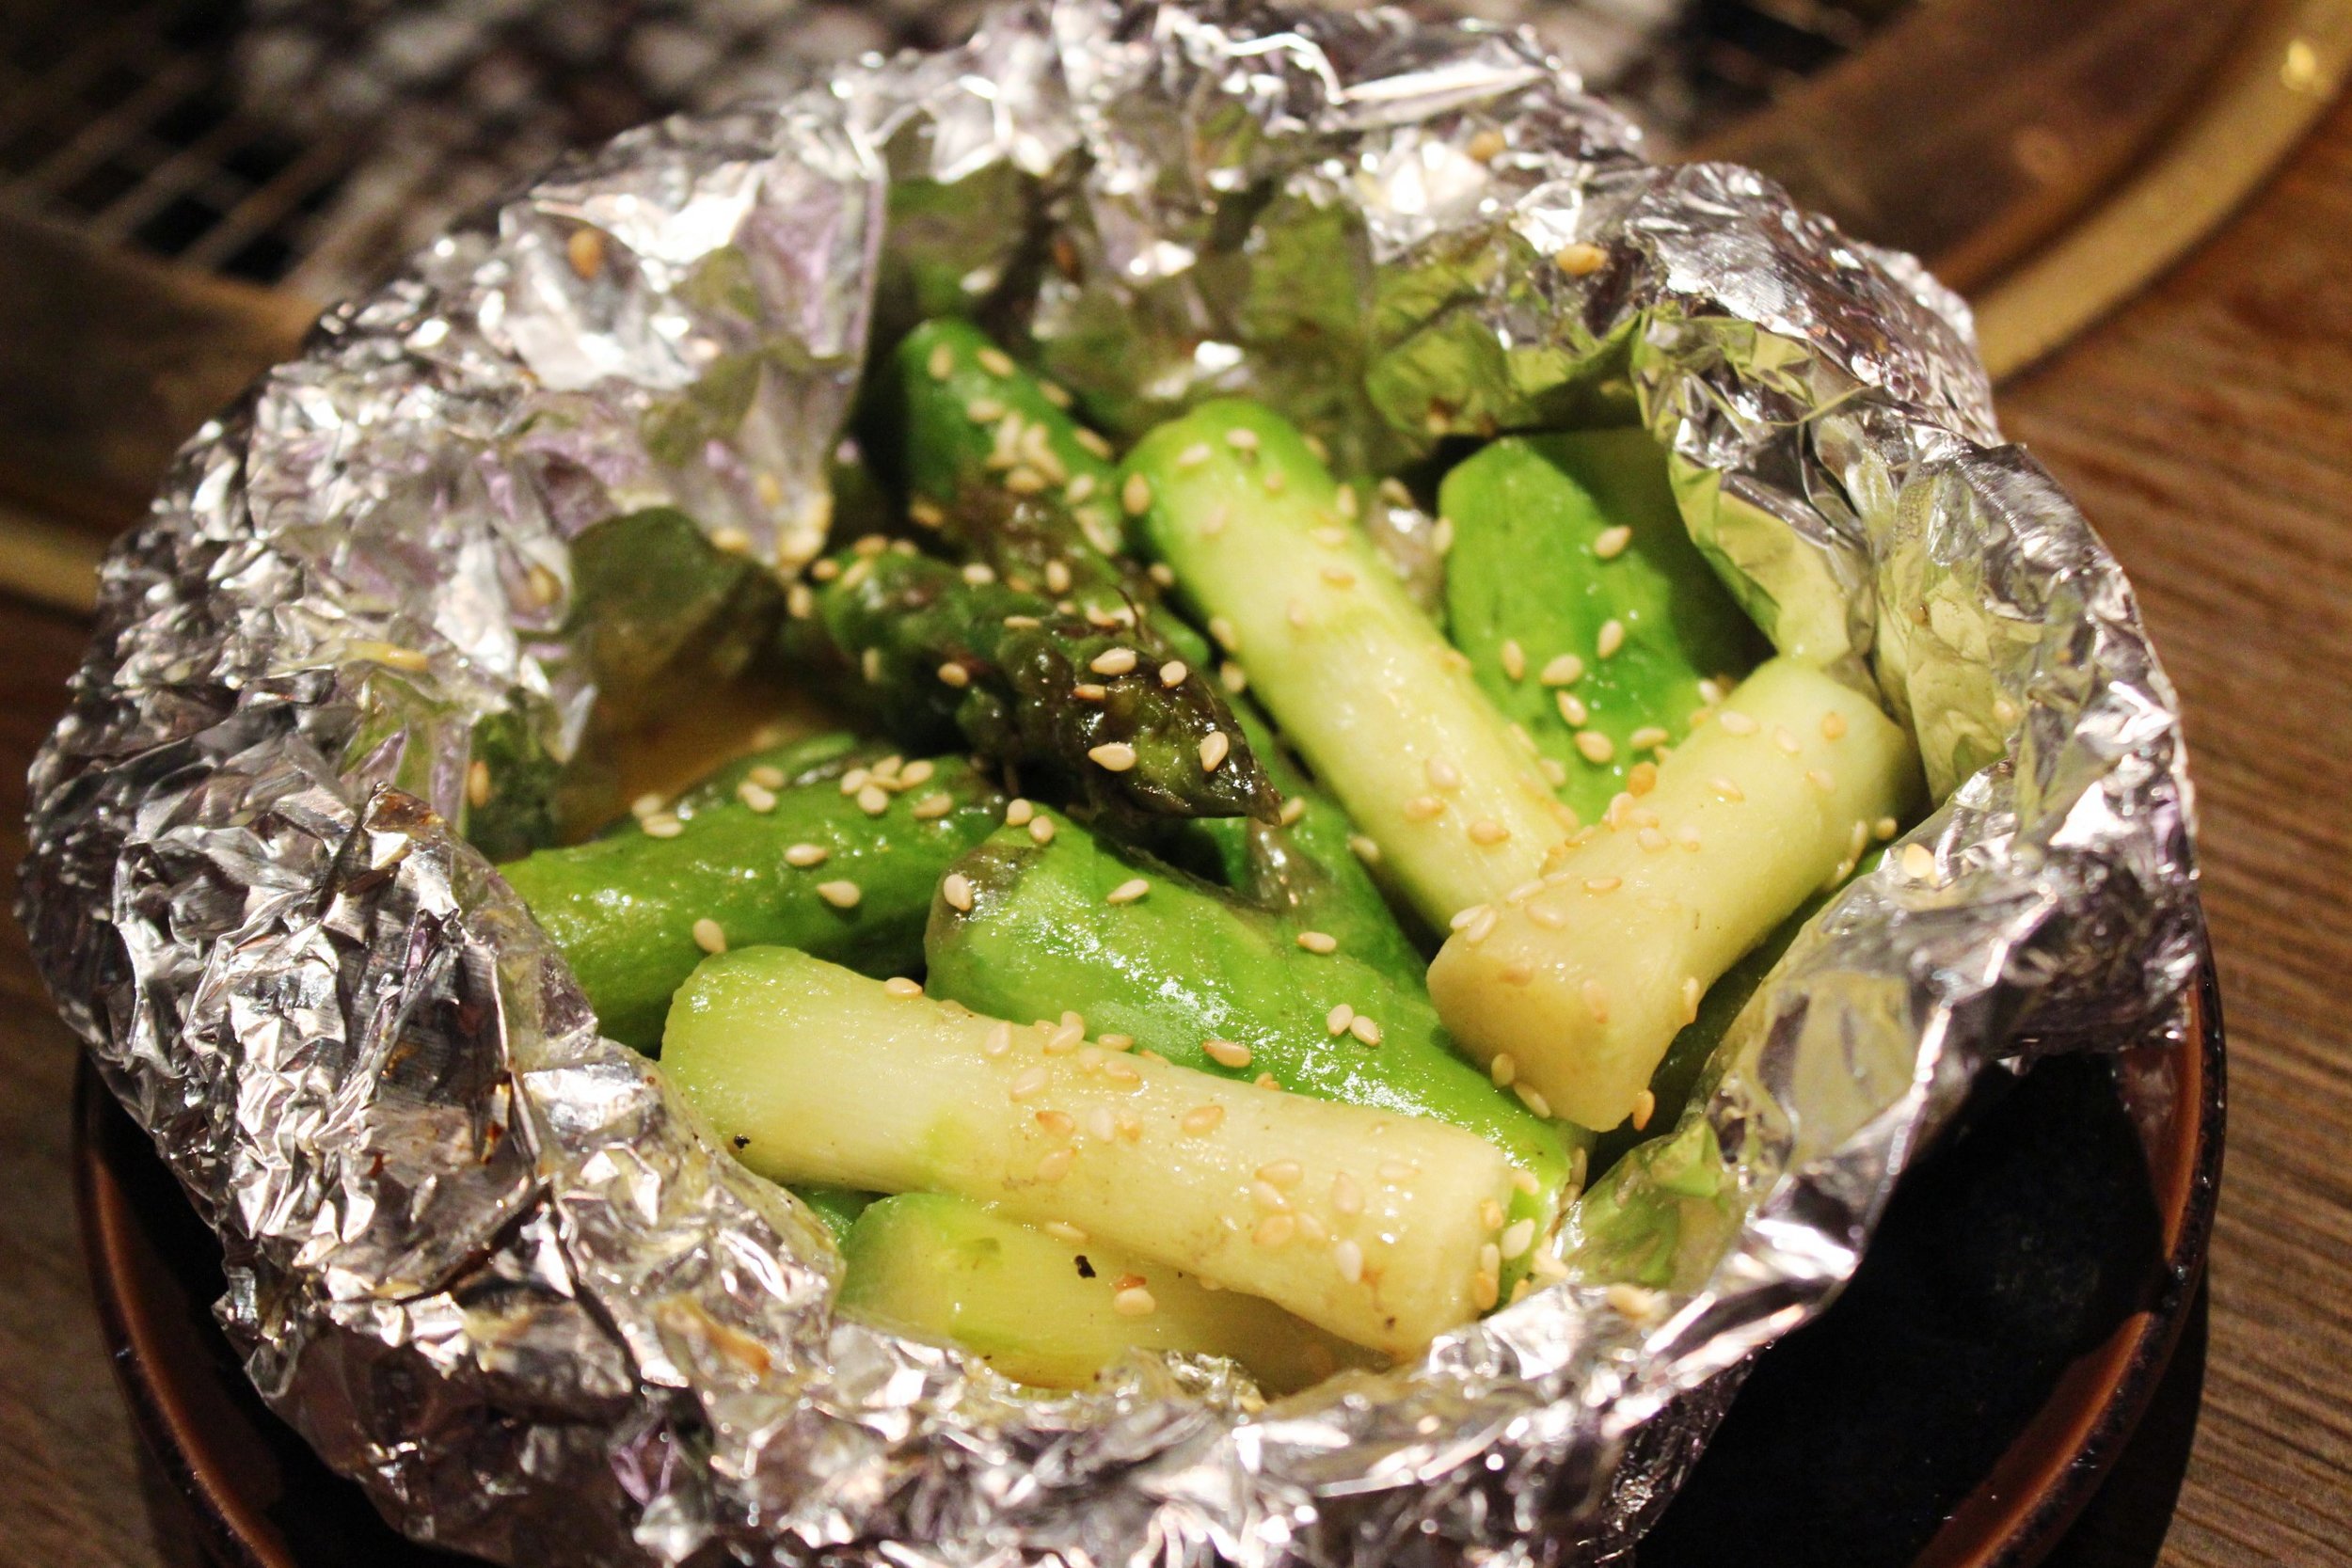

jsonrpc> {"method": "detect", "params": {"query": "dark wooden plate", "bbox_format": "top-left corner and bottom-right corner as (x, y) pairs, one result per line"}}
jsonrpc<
(72, 934), (2224, 1568)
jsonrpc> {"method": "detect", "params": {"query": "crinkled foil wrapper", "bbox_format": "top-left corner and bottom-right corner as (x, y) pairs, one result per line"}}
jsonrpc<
(22, 3), (2198, 1564)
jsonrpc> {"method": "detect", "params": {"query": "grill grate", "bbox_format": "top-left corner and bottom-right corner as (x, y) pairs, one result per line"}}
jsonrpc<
(0, 0), (1906, 302)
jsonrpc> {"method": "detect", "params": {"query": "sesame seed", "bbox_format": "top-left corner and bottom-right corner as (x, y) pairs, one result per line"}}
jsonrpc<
(1009, 1067), (1048, 1101)
(1624, 762), (1659, 799)
(1425, 756), (1464, 792)
(1404, 795), (1445, 822)
(1203, 1038), (1252, 1069)
(1327, 1004), (1356, 1036)
(1121, 473), (1152, 515)
(1005, 799), (1034, 826)
(1104, 1281), (1157, 1319)
(1200, 731), (1231, 771)
(1469, 818), (1510, 846)
(1462, 906), (1500, 944)
(1253, 1071), (1278, 1089)
(1320, 563), (1354, 588)
(1500, 1218), (1535, 1260)
(1874, 816), (1899, 840)
(1581, 979), (1611, 1023)
(1072, 683), (1107, 702)
(1821, 710), (1849, 740)
(1104, 1059), (1140, 1086)
(926, 342), (955, 380)
(1003, 614), (1041, 629)
(466, 759), (492, 808)
(900, 759), (935, 787)
(976, 345), (1015, 377)
(1526, 903), (1565, 929)
(1638, 827), (1669, 852)
(1676, 824), (1704, 851)
(1350, 1015), (1382, 1046)
(1378, 1160), (1419, 1185)
(1279, 797), (1307, 826)
(1088, 742), (1138, 773)
(1335, 483), (1359, 519)
(1516, 1082), (1552, 1118)
(940, 873), (976, 913)
(912, 793), (953, 820)
(1210, 615), (1240, 650)
(1182, 1104), (1226, 1136)
(1597, 619), (1626, 657)
(1501, 960), (1534, 986)
(1098, 1034), (1133, 1053)
(816, 880), (862, 909)
(1296, 930), (1339, 955)
(1201, 501), (1230, 536)
(1148, 562), (1175, 587)
(1709, 777), (1746, 802)
(1540, 653), (1585, 686)
(1106, 877), (1151, 906)
(1605, 1283), (1663, 1323)
(1348, 833), (1381, 863)
(1593, 525), (1632, 560)
(1253, 1214), (1297, 1249)
(738, 781), (776, 814)
(1040, 380), (1073, 408)
(856, 784), (890, 816)
(1074, 428), (1114, 460)
(1177, 441), (1212, 468)
(1772, 725), (1803, 756)
(811, 558), (841, 582)
(643, 815), (683, 839)
(1718, 710), (1758, 736)
(1575, 730), (1615, 765)
(1682, 975), (1703, 1023)
(1540, 758), (1569, 787)
(630, 793), (664, 818)
(1029, 816), (1057, 846)
(687, 918), (726, 955)
(1467, 126), (1507, 161)
(965, 396), (1006, 423)
(1479, 1200), (1505, 1234)
(1089, 646), (1137, 676)
(566, 227), (606, 278)
(1807, 768), (1837, 793)
(1287, 597), (1311, 628)
(1043, 559), (1072, 594)
(1333, 1239), (1365, 1283)
(1431, 515), (1455, 555)
(1553, 242), (1606, 275)
(1159, 659), (1187, 688)
(1005, 467), (1046, 495)
(1041, 1221), (1086, 1244)
(1500, 639), (1526, 681)
(1630, 1088), (1658, 1131)
(1902, 843), (1938, 880)
(859, 645), (882, 682)
(784, 843), (830, 869)
(1557, 690), (1591, 726)
(1224, 427), (1260, 453)
(1630, 727), (1671, 754)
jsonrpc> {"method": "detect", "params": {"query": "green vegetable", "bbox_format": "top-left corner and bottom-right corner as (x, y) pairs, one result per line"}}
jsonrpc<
(501, 752), (1003, 1052)
(779, 544), (1276, 824)
(793, 1184), (878, 1244)
(1560, 1117), (1727, 1290)
(837, 1193), (1371, 1393)
(569, 507), (781, 707)
(1125, 400), (1572, 928)
(662, 732), (870, 818)
(924, 808), (1570, 1258)
(1438, 432), (1766, 824)
(663, 947), (1520, 1354)
(463, 704), (566, 862)
(1428, 658), (1922, 1130)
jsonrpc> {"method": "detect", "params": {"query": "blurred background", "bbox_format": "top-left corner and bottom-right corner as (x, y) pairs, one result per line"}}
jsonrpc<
(0, 0), (2333, 613)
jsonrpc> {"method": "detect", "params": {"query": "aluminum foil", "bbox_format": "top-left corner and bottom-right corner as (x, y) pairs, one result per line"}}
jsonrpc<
(22, 3), (2199, 1564)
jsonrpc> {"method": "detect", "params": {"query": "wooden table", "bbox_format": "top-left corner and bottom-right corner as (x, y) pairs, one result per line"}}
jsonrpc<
(3, 103), (2349, 1568)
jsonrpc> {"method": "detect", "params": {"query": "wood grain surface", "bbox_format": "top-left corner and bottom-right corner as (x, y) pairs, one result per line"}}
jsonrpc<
(2, 98), (2349, 1568)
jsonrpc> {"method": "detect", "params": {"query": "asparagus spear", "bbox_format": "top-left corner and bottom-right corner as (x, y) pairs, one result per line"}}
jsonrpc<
(837, 1193), (1372, 1393)
(794, 1184), (878, 1244)
(1427, 658), (1922, 1130)
(924, 808), (1572, 1265)
(1125, 400), (1573, 928)
(1439, 432), (1766, 824)
(780, 543), (1277, 823)
(501, 749), (1004, 1052)
(663, 946), (1520, 1354)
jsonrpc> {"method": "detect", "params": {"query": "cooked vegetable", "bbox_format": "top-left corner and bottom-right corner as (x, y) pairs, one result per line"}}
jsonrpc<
(501, 751), (1003, 1051)
(663, 946), (1519, 1354)
(924, 808), (1572, 1251)
(1125, 400), (1571, 927)
(1438, 432), (1765, 823)
(794, 1184), (878, 1243)
(837, 1193), (1370, 1392)
(1426, 657), (1921, 1130)
(780, 544), (1277, 824)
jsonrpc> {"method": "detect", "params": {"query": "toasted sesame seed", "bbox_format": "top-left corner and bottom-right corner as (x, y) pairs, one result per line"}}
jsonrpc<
(1526, 902), (1565, 929)
(1003, 467), (1045, 495)
(1286, 597), (1311, 627)
(1606, 1283), (1664, 1323)
(813, 879), (862, 910)
(1553, 242), (1606, 275)
(1539, 654), (1585, 688)
(1089, 646), (1137, 677)
(1333, 1238), (1365, 1283)
(630, 793), (664, 818)
(1152, 660), (1188, 691)
(1597, 619), (1626, 658)
(1581, 978), (1612, 1024)
(1575, 730), (1615, 765)
(1334, 483), (1359, 519)
(926, 342), (955, 380)
(1296, 930), (1339, 955)
(1709, 777), (1746, 802)
(1806, 768), (1837, 793)
(1028, 816), (1057, 846)
(1003, 613), (1041, 629)
(1348, 833), (1381, 863)
(686, 917), (726, 955)
(466, 759), (493, 808)
(1209, 615), (1240, 649)
(1073, 428), (1114, 460)
(857, 644), (882, 682)
(737, 781), (776, 814)
(1621, 762), (1659, 800)
(965, 397), (1006, 425)
(810, 558), (842, 582)
(1515, 1082), (1552, 1117)
(1770, 725), (1801, 757)
(1199, 731), (1232, 771)
(1469, 818), (1511, 846)
(1041, 1221), (1086, 1245)
(1253, 1214), (1297, 1249)
(1196, 1037), (1249, 1071)
(1593, 525), (1632, 561)
(1072, 682), (1107, 702)
(1121, 473), (1152, 515)
(1718, 709), (1758, 736)
(1320, 563), (1355, 588)
(1820, 709), (1850, 741)
(1103, 1059), (1141, 1088)
(1629, 1087), (1659, 1132)
(1676, 824), (1704, 851)
(1681, 975), (1703, 1023)
(1557, 690), (1591, 726)
(643, 815), (683, 839)
(1423, 756), (1463, 793)
(1539, 757), (1569, 787)
(1377, 1160), (1420, 1186)
(1873, 816), (1899, 841)
(853, 784), (887, 816)
(932, 873), (973, 915)
(1176, 441), (1213, 469)
(971, 344), (1014, 377)
(1200, 501), (1230, 537)
(1479, 1200), (1505, 1234)
(1009, 1067), (1048, 1101)
(1350, 1015), (1382, 1046)
(1106, 878), (1151, 907)
(1431, 515), (1455, 555)
(1181, 1104), (1226, 1136)
(1004, 799), (1035, 828)
(1089, 742), (1139, 773)
(1462, 906), (1500, 944)
(1637, 827), (1669, 853)
(1901, 843), (1938, 880)
(1279, 797), (1307, 826)
(1499, 1218), (1535, 1260)
(566, 226), (607, 279)
(1110, 1282), (1157, 1316)
(1403, 795), (1445, 822)
(1501, 960), (1534, 986)
(1224, 426), (1260, 453)
(1499, 639), (1527, 681)
(1327, 1004), (1356, 1036)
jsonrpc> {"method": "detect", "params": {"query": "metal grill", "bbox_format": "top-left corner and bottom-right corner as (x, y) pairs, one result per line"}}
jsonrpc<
(0, 0), (1905, 303)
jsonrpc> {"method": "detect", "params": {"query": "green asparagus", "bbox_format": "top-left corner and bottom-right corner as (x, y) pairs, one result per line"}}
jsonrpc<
(663, 946), (1521, 1354)
(837, 1193), (1371, 1392)
(501, 750), (1003, 1051)
(1125, 400), (1573, 927)
(923, 808), (1571, 1256)
(779, 543), (1277, 823)
(1439, 432), (1765, 823)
